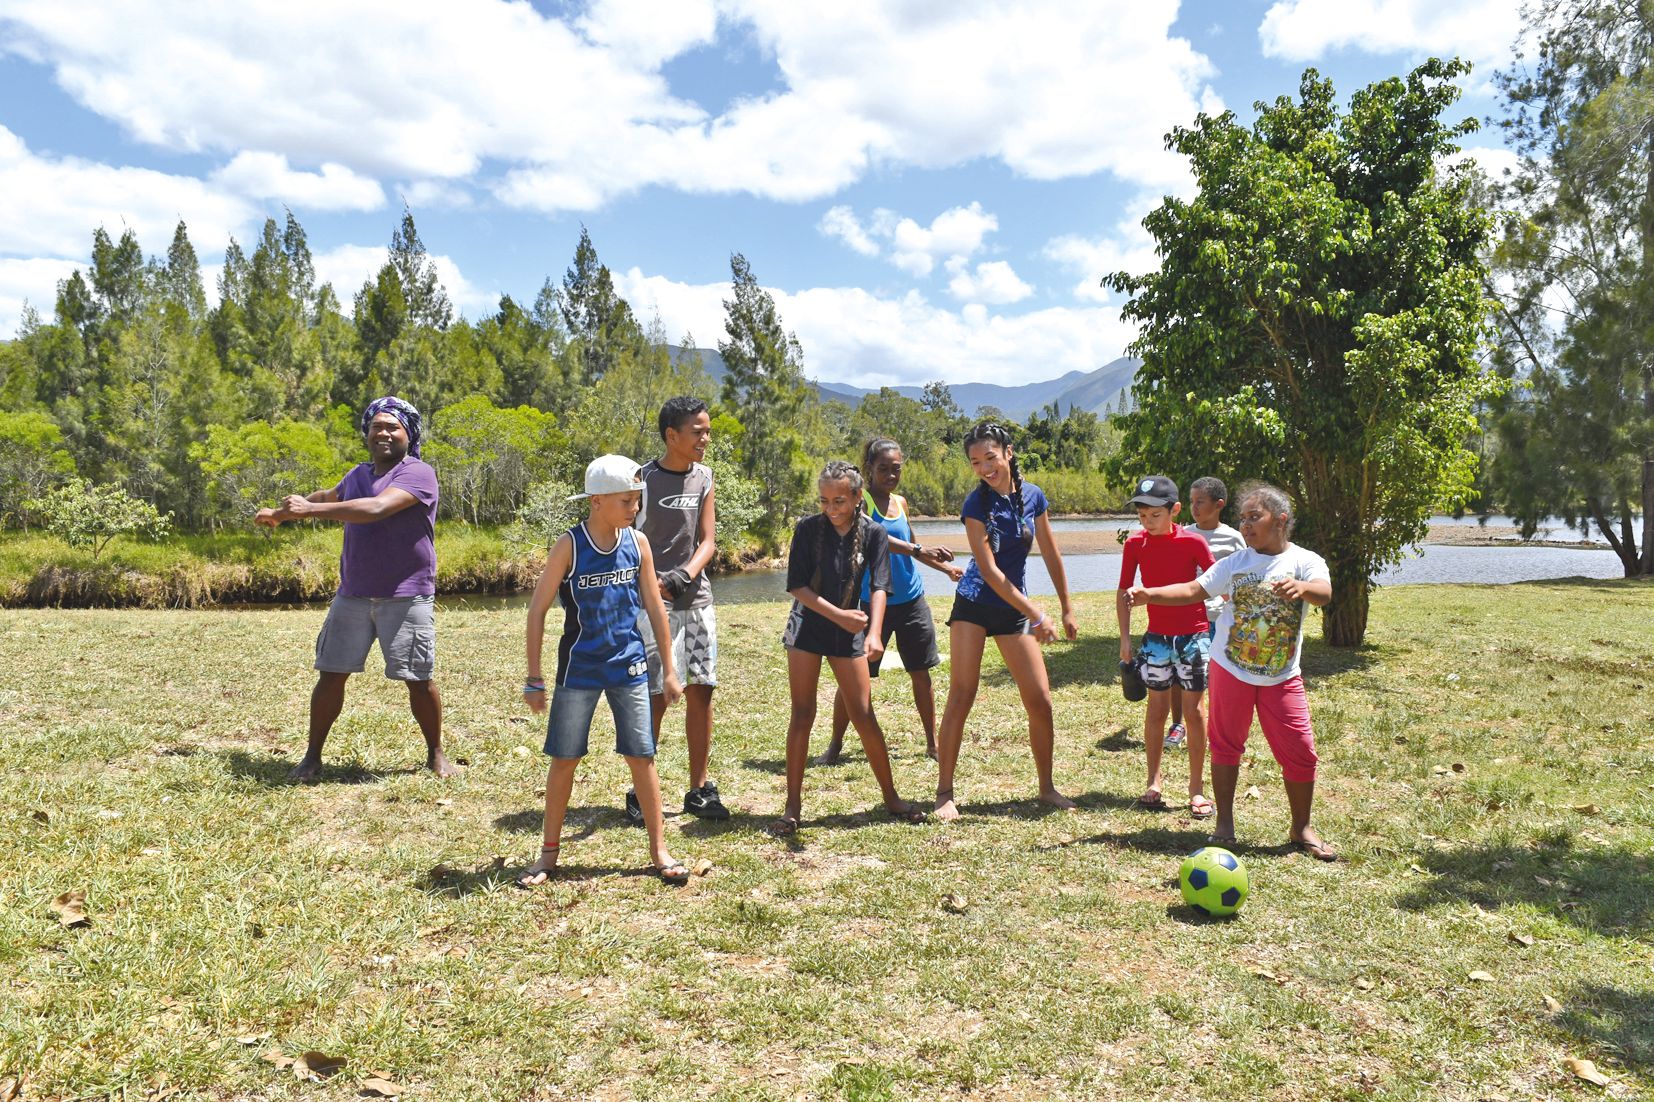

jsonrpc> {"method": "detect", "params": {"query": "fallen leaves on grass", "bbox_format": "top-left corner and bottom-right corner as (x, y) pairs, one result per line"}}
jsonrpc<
(30, 809), (48, 823)
(1354, 977), (1374, 990)
(692, 858), (715, 877)
(1564, 1057), (1611, 1086)
(1467, 970), (1495, 983)
(234, 1032), (269, 1046)
(0, 1077), (21, 1101)
(261, 1050), (294, 1069)
(50, 889), (91, 928)
(1509, 933), (1535, 947)
(359, 1074), (404, 1096)
(293, 1051), (347, 1081)
(940, 893), (969, 914)
(1572, 803), (1601, 816)
(1244, 786), (1261, 800)
(1543, 995), (1564, 1014)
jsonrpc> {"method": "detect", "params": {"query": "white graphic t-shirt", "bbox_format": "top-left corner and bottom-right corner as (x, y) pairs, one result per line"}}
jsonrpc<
(1197, 544), (1330, 686)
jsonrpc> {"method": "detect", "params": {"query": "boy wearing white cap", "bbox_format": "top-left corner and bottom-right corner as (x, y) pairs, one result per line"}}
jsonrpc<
(518, 455), (693, 887)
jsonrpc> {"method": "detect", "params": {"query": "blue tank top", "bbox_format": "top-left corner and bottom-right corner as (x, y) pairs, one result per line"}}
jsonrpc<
(556, 524), (648, 689)
(860, 491), (925, 605)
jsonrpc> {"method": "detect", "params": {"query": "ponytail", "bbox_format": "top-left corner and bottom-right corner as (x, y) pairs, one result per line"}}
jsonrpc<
(963, 421), (1030, 545)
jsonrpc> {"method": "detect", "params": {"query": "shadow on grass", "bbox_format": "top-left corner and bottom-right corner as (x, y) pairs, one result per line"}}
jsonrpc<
(1558, 984), (1654, 1074)
(1059, 824), (1216, 856)
(1044, 634), (1122, 691)
(1509, 575), (1651, 590)
(219, 748), (401, 787)
(493, 804), (772, 841)
(1393, 837), (1653, 938)
(1164, 902), (1242, 927)
(423, 857), (705, 897)
(1298, 639), (1379, 678)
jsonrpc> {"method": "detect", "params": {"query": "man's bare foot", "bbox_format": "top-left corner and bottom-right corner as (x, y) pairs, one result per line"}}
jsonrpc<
(934, 791), (961, 821)
(1291, 826), (1337, 861)
(1209, 819), (1237, 846)
(1038, 788), (1077, 811)
(516, 845), (559, 888)
(286, 757), (323, 783)
(925, 743), (939, 762)
(813, 741), (844, 766)
(883, 798), (927, 823)
(428, 751), (461, 779)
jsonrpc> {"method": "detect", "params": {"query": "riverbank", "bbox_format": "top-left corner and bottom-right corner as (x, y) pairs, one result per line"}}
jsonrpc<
(3, 584), (1650, 1099)
(0, 520), (1614, 609)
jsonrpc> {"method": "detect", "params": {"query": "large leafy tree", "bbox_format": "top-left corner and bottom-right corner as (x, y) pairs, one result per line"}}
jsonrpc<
(560, 227), (644, 386)
(1106, 59), (1495, 646)
(1486, 0), (1654, 575)
(718, 253), (811, 546)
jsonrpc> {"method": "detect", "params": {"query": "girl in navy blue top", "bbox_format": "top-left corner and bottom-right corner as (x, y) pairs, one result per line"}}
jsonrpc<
(935, 423), (1079, 821)
(518, 455), (693, 887)
(772, 460), (927, 836)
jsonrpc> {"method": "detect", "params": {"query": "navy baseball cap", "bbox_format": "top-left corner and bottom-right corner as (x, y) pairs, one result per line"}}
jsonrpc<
(1128, 475), (1179, 508)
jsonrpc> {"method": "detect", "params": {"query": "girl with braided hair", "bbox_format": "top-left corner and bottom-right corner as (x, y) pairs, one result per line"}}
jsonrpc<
(818, 437), (963, 765)
(934, 422), (1079, 821)
(774, 461), (927, 835)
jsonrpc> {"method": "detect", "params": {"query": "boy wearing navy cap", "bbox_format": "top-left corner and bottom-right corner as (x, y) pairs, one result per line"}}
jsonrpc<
(1116, 475), (1216, 817)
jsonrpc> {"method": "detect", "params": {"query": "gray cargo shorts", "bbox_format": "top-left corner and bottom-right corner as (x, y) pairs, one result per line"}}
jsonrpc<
(313, 594), (436, 681)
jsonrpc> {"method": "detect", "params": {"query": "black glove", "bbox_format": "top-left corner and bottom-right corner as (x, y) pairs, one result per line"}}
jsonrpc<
(660, 568), (693, 599)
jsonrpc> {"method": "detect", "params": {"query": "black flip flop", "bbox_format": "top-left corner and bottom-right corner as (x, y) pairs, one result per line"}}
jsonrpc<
(1120, 660), (1147, 702)
(653, 860), (692, 885)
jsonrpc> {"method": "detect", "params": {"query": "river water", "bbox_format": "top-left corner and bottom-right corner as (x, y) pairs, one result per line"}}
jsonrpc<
(432, 516), (1627, 611)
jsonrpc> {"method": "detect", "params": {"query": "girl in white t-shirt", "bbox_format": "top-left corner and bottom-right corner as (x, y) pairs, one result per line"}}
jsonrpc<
(1128, 484), (1337, 860)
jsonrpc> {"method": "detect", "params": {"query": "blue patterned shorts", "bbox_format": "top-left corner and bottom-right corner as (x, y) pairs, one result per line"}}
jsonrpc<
(1136, 631), (1210, 692)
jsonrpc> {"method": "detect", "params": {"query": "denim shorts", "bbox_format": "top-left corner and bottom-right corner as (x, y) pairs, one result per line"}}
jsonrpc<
(543, 681), (655, 759)
(313, 595), (435, 680)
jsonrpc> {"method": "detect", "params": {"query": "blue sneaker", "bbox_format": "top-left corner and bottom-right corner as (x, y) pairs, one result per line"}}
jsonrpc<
(1165, 722), (1186, 749)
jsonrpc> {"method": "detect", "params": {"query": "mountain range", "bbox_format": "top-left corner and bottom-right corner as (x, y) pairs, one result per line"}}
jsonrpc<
(676, 348), (1140, 422)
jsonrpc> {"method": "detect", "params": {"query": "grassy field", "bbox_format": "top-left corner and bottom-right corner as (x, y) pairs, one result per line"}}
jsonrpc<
(2, 583), (1651, 1101)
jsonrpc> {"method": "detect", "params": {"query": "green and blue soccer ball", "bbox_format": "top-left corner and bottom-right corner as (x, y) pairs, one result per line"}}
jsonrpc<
(1180, 847), (1249, 916)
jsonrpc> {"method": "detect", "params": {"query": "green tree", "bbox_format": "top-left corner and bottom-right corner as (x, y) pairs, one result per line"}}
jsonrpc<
(424, 396), (565, 524)
(1104, 59), (1496, 645)
(718, 253), (812, 546)
(191, 421), (344, 529)
(560, 227), (644, 385)
(1486, 0), (1654, 575)
(27, 476), (172, 558)
(0, 410), (76, 529)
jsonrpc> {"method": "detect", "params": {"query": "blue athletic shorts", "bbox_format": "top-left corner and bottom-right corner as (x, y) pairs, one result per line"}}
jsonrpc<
(543, 682), (654, 759)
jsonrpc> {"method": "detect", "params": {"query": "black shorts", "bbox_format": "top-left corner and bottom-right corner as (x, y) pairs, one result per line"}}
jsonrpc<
(864, 595), (941, 678)
(946, 594), (1032, 638)
(781, 600), (865, 658)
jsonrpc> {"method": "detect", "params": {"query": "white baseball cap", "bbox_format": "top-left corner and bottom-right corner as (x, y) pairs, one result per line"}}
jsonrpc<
(568, 454), (645, 499)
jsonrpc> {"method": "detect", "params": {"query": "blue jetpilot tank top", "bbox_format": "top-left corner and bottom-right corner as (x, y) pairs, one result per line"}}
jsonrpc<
(556, 523), (648, 689)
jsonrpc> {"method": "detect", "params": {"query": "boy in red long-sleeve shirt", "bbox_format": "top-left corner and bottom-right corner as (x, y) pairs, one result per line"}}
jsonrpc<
(1116, 475), (1216, 816)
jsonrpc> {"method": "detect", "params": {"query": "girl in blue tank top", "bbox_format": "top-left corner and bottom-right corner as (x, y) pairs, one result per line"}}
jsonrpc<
(519, 454), (694, 889)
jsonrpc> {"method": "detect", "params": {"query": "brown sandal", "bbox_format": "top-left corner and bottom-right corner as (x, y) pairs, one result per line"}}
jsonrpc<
(1293, 836), (1338, 862)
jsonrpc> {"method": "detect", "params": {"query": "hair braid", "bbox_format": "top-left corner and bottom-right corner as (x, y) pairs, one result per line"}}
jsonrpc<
(813, 460), (867, 608)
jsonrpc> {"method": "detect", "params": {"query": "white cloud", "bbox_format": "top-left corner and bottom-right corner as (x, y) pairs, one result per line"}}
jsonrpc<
(0, 256), (81, 337)
(818, 205), (879, 257)
(1043, 193), (1163, 304)
(0, 124), (254, 260)
(1258, 0), (1521, 70)
(821, 201), (1001, 277)
(1, 0), (1220, 211)
(311, 243), (496, 314)
(946, 260), (1034, 305)
(212, 152), (385, 211)
(1449, 145), (1523, 184)
(614, 266), (1135, 388)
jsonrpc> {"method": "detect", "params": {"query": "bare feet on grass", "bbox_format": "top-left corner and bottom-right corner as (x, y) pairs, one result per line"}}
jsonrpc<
(286, 756), (323, 784)
(428, 750), (461, 778)
(516, 846), (559, 888)
(1291, 825), (1337, 861)
(1038, 788), (1077, 811)
(934, 790), (961, 822)
(813, 739), (845, 766)
(884, 798), (927, 823)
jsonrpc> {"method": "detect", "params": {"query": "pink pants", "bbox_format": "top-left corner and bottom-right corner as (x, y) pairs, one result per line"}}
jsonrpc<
(1207, 663), (1318, 783)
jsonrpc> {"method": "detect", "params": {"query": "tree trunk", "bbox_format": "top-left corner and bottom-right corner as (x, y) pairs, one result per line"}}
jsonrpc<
(1643, 366), (1653, 575)
(1322, 560), (1369, 647)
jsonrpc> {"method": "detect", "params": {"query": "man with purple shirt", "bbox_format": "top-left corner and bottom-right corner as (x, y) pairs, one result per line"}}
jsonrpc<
(256, 397), (456, 783)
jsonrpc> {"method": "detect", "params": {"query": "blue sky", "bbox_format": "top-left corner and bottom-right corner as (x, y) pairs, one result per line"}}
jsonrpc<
(0, 0), (1523, 388)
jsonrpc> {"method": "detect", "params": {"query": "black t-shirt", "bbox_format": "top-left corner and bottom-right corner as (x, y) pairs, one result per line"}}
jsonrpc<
(786, 513), (891, 608)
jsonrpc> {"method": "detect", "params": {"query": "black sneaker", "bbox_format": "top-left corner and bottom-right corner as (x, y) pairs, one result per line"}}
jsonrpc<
(684, 781), (731, 820)
(624, 788), (643, 827)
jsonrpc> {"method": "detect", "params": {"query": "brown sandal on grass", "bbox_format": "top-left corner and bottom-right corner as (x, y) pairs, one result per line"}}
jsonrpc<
(515, 844), (559, 889)
(1292, 836), (1338, 862)
(1136, 790), (1168, 811)
(653, 860), (691, 886)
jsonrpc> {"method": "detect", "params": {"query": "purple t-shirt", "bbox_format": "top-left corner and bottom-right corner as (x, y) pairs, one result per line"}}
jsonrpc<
(336, 457), (439, 598)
